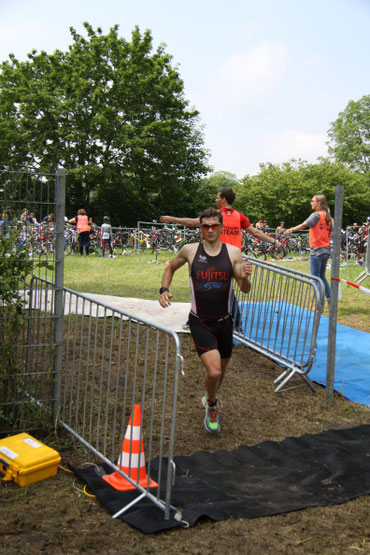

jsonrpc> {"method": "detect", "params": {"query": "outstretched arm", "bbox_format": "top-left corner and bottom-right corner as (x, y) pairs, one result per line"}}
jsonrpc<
(160, 215), (200, 227)
(247, 225), (282, 248)
(284, 222), (308, 235)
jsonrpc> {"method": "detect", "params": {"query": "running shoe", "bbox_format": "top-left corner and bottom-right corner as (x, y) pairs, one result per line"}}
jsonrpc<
(202, 394), (223, 409)
(203, 395), (220, 433)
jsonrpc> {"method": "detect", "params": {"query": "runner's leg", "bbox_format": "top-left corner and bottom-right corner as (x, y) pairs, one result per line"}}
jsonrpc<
(200, 350), (230, 403)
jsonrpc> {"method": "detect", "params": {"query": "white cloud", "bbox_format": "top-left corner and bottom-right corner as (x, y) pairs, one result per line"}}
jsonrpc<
(263, 129), (328, 164)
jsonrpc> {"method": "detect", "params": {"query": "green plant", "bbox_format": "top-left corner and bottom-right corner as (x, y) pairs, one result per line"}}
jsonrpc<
(0, 228), (34, 430)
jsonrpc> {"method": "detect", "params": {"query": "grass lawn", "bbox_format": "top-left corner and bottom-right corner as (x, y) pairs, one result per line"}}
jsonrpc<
(62, 251), (370, 333)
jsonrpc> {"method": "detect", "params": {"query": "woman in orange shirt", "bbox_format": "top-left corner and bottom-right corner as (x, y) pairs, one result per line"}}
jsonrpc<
(284, 194), (333, 305)
(69, 209), (91, 256)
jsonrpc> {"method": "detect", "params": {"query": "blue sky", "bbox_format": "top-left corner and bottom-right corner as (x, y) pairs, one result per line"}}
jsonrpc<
(1, 0), (369, 178)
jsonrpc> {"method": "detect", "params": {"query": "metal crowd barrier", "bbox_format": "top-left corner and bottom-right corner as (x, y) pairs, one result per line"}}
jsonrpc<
(28, 276), (184, 521)
(233, 257), (325, 392)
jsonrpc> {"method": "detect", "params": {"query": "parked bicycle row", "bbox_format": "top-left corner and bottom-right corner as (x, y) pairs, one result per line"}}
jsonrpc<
(64, 223), (310, 260)
(1, 216), (367, 262)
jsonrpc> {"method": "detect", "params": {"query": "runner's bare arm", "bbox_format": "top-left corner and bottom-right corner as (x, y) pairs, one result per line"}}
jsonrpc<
(158, 245), (193, 308)
(229, 246), (252, 294)
(160, 215), (200, 227)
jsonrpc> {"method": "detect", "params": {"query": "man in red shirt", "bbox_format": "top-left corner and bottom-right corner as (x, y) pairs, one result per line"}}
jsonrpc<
(161, 188), (281, 250)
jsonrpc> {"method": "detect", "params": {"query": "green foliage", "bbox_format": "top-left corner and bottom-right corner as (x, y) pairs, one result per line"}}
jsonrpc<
(0, 227), (33, 305)
(0, 23), (211, 225)
(0, 228), (33, 358)
(195, 171), (240, 214)
(328, 94), (370, 172)
(234, 159), (370, 228)
(0, 229), (34, 429)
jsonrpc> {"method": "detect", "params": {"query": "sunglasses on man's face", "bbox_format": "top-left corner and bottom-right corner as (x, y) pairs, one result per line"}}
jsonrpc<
(200, 223), (221, 231)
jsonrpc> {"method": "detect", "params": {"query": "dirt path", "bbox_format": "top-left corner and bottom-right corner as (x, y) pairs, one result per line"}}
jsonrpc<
(1, 334), (369, 554)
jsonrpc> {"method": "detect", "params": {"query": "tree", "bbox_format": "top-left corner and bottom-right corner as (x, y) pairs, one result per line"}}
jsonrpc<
(235, 160), (369, 228)
(194, 171), (240, 213)
(0, 23), (210, 225)
(327, 95), (370, 173)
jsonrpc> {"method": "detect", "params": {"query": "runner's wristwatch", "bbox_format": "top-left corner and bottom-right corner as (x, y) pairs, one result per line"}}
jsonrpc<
(159, 287), (169, 294)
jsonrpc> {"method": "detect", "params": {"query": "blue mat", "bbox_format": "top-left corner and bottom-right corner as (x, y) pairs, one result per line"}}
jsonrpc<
(309, 316), (370, 407)
(238, 302), (370, 407)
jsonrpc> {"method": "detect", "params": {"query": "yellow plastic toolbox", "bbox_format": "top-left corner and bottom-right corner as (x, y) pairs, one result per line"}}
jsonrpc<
(0, 433), (61, 486)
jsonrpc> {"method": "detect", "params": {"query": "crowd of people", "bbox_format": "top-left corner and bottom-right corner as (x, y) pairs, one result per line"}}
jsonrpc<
(0, 208), (116, 258)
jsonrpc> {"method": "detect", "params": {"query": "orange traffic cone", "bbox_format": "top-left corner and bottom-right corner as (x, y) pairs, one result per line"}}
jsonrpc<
(102, 404), (158, 491)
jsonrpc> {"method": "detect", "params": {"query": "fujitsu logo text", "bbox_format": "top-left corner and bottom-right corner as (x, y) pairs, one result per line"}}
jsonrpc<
(196, 266), (230, 281)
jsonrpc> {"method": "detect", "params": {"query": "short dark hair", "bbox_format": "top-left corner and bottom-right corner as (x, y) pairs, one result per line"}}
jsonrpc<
(199, 207), (223, 225)
(218, 188), (235, 205)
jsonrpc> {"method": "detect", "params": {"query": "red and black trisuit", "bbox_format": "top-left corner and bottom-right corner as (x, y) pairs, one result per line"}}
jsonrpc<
(188, 242), (234, 358)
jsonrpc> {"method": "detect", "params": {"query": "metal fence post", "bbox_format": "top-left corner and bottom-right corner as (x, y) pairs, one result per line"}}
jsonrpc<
(53, 168), (65, 420)
(326, 186), (344, 405)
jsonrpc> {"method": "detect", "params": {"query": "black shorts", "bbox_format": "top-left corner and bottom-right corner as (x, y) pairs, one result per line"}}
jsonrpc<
(189, 312), (233, 359)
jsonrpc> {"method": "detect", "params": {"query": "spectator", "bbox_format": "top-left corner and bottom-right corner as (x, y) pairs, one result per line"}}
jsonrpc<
(255, 217), (264, 229)
(43, 213), (54, 225)
(0, 211), (11, 236)
(276, 221), (285, 234)
(68, 209), (90, 256)
(20, 209), (34, 224)
(101, 216), (114, 258)
(356, 218), (369, 264)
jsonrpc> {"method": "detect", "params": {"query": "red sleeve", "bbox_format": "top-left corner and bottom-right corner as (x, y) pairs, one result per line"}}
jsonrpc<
(240, 213), (250, 229)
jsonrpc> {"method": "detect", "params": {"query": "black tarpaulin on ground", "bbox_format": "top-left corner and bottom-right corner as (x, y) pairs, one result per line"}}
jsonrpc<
(72, 425), (370, 533)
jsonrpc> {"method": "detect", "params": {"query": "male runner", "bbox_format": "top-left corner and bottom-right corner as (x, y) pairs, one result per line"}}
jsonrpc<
(161, 188), (279, 331)
(159, 207), (253, 433)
